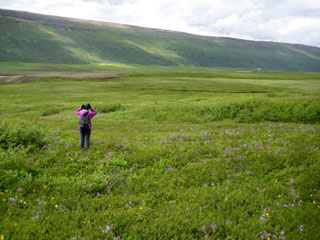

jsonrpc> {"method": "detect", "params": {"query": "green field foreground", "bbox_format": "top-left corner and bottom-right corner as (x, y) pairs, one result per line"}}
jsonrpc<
(0, 70), (320, 239)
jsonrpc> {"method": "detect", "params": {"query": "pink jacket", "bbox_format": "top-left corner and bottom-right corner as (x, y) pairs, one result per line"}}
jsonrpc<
(76, 107), (97, 130)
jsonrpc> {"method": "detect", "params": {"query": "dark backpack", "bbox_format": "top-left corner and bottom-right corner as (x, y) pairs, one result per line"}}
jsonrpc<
(79, 113), (90, 130)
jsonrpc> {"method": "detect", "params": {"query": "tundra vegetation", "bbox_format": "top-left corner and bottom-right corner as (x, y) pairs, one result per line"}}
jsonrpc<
(0, 67), (319, 239)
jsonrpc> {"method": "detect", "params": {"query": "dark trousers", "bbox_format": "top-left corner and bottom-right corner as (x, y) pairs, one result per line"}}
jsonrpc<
(80, 128), (91, 148)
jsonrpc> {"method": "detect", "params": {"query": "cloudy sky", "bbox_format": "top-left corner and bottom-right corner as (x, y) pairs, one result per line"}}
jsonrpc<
(1, 0), (319, 47)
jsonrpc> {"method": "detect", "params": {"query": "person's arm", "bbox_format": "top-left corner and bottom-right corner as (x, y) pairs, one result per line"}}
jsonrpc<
(88, 107), (97, 118)
(76, 107), (88, 117)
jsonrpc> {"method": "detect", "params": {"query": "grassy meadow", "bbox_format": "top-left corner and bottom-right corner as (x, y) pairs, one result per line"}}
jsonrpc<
(0, 69), (320, 239)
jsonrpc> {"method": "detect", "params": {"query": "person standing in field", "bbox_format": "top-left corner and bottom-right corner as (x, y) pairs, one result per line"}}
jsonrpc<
(76, 104), (97, 148)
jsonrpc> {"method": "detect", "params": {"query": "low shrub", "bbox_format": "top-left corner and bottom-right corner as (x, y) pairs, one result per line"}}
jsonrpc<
(95, 103), (125, 113)
(0, 122), (49, 151)
(41, 107), (60, 116)
(137, 98), (320, 124)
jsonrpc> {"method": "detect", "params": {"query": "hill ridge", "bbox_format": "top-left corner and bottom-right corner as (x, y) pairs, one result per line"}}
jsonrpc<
(1, 8), (320, 71)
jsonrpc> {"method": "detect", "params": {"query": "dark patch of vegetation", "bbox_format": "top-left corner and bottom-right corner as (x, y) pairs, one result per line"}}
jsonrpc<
(138, 98), (320, 123)
(95, 103), (125, 113)
(0, 122), (48, 150)
(41, 107), (60, 116)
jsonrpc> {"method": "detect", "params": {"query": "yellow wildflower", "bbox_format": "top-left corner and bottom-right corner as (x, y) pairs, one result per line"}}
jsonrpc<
(55, 205), (58, 208)
(139, 207), (143, 210)
(1, 234), (4, 240)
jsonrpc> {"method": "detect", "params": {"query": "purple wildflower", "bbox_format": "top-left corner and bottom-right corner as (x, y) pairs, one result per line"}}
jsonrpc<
(8, 197), (17, 202)
(201, 130), (209, 136)
(210, 224), (217, 229)
(16, 188), (23, 192)
(32, 215), (39, 220)
(116, 143), (126, 147)
(201, 225), (206, 233)
(104, 152), (114, 157)
(283, 204), (289, 208)
(102, 224), (113, 233)
(113, 236), (121, 240)
(261, 230), (269, 239)
(225, 129), (232, 135)
(198, 207), (203, 211)
(41, 145), (48, 150)
(260, 215), (265, 221)
(291, 188), (298, 198)
(299, 224), (303, 232)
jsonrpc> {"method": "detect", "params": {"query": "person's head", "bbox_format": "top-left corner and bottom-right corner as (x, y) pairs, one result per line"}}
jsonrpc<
(81, 104), (90, 110)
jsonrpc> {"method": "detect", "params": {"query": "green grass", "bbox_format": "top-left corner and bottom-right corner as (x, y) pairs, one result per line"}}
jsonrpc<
(0, 70), (320, 239)
(1, 9), (320, 71)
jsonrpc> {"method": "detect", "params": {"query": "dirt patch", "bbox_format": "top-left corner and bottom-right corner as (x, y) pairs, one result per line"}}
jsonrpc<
(0, 72), (126, 83)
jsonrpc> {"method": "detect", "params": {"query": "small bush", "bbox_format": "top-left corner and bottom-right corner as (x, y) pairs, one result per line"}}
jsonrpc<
(137, 98), (320, 123)
(0, 122), (49, 151)
(41, 107), (60, 116)
(96, 103), (125, 113)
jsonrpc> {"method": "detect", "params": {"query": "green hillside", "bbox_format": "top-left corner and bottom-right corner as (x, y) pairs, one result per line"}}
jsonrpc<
(1, 8), (320, 71)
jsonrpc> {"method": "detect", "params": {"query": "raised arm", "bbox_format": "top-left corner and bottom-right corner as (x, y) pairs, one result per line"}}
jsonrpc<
(76, 107), (88, 117)
(88, 107), (97, 119)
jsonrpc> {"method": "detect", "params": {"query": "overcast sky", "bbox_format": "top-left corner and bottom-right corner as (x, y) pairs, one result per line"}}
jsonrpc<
(1, 0), (319, 47)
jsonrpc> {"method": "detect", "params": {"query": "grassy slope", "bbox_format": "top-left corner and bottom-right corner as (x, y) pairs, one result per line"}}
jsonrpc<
(0, 72), (319, 239)
(1, 9), (320, 71)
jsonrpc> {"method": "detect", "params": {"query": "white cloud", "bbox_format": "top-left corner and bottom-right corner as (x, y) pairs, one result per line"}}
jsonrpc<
(1, 0), (319, 47)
